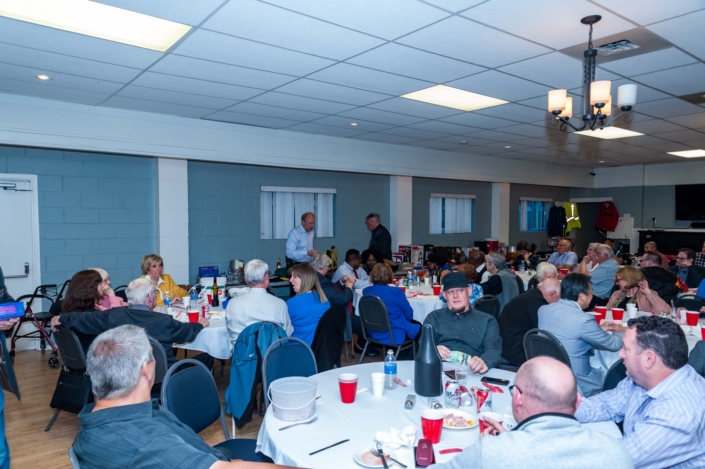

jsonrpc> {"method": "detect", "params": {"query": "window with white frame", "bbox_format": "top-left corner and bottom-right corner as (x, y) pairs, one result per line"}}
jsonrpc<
(429, 194), (475, 234)
(519, 198), (551, 232)
(260, 186), (335, 239)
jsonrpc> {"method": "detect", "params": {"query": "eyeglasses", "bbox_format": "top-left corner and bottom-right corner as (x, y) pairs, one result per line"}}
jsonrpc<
(509, 384), (522, 397)
(676, 257), (688, 261)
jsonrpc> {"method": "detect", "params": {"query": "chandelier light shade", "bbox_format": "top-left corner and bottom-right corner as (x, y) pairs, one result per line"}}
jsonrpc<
(548, 89), (567, 112)
(547, 15), (637, 135)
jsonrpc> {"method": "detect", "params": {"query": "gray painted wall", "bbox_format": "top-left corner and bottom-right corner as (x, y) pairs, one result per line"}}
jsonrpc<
(509, 184), (571, 251)
(0, 145), (156, 287)
(411, 177), (492, 247)
(188, 161), (390, 282)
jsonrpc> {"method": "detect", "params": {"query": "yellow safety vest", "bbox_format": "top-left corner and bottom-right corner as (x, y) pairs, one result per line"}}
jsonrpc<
(564, 202), (581, 234)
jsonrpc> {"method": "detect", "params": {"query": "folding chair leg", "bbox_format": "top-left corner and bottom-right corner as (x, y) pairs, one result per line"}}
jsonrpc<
(344, 342), (349, 363)
(358, 343), (369, 364)
(220, 360), (225, 378)
(351, 341), (355, 359)
(45, 409), (60, 432)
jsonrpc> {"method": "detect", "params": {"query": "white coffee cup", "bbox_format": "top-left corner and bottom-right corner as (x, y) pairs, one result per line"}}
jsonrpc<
(182, 296), (191, 309)
(424, 277), (430, 286)
(370, 372), (385, 398)
(627, 304), (637, 320)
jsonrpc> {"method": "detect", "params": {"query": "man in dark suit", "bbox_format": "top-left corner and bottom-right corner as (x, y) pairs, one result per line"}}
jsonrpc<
(670, 248), (705, 288)
(640, 252), (681, 303)
(499, 278), (561, 367)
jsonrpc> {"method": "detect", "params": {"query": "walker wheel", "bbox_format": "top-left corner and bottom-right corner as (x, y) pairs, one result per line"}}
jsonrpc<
(48, 357), (60, 369)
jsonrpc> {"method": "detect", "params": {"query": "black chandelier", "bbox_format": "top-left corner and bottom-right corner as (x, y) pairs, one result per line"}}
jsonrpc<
(548, 15), (638, 133)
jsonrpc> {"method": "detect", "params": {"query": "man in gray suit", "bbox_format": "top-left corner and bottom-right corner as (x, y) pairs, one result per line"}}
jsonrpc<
(538, 273), (622, 397)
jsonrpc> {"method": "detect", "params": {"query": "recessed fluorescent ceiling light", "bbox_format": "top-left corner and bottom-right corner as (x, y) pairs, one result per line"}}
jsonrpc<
(574, 127), (643, 139)
(0, 0), (191, 52)
(401, 85), (508, 112)
(668, 149), (705, 158)
(35, 74), (51, 80)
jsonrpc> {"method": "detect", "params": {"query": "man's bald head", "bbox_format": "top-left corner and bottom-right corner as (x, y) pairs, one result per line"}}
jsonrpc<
(514, 357), (578, 419)
(538, 278), (561, 304)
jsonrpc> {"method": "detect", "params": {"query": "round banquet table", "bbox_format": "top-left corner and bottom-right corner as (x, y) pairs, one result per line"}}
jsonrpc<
(353, 285), (445, 324)
(157, 305), (233, 360)
(255, 361), (622, 468)
(514, 271), (534, 291)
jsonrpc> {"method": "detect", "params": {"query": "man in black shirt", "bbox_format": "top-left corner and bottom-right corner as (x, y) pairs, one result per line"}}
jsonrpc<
(670, 248), (705, 288)
(499, 279), (561, 366)
(366, 213), (395, 266)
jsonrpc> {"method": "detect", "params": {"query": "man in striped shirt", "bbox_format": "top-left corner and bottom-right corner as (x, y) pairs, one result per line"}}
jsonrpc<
(576, 316), (705, 468)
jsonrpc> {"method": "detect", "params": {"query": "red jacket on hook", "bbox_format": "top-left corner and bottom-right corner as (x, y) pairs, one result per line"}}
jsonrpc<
(596, 201), (619, 232)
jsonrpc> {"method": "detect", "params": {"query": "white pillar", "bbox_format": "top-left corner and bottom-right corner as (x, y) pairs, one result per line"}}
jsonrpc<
(491, 182), (510, 245)
(389, 176), (412, 250)
(155, 158), (189, 284)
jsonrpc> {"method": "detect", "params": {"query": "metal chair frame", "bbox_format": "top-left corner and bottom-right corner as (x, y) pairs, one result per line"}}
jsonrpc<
(523, 328), (572, 368)
(357, 294), (415, 364)
(11, 283), (61, 368)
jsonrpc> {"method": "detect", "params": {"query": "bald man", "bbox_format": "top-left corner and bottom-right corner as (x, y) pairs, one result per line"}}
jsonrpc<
(498, 279), (561, 367)
(643, 241), (669, 269)
(429, 357), (633, 468)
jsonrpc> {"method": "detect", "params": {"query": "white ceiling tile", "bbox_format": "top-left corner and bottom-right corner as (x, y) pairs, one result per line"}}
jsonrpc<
(463, 130), (529, 142)
(420, 0), (486, 13)
(95, 0), (224, 25)
(405, 140), (465, 150)
(447, 71), (553, 101)
(462, 0), (635, 49)
(517, 92), (580, 111)
(512, 137), (564, 148)
(274, 79), (390, 106)
(204, 0), (384, 60)
(225, 102), (326, 121)
(499, 123), (563, 138)
(0, 62), (124, 94)
(285, 123), (367, 138)
(477, 142), (536, 152)
(350, 133), (420, 144)
(367, 98), (463, 119)
(206, 110), (301, 128)
(600, 48), (698, 77)
(594, 0), (704, 26)
(407, 120), (481, 134)
(103, 96), (214, 118)
(633, 64), (705, 96)
(0, 43), (141, 83)
(307, 64), (432, 95)
(174, 30), (334, 76)
(346, 43), (486, 83)
(642, 142), (698, 152)
(151, 55), (296, 89)
(309, 116), (394, 132)
(441, 112), (518, 129)
(380, 127), (449, 139)
(498, 52), (584, 89)
(634, 98), (705, 119)
(263, 0), (450, 40)
(663, 113), (705, 130)
(249, 92), (356, 114)
(397, 16), (550, 68)
(337, 108), (427, 126)
(435, 135), (493, 145)
(608, 80), (670, 104)
(475, 104), (549, 124)
(648, 10), (705, 61)
(653, 129), (705, 143)
(131, 72), (263, 100)
(0, 17), (161, 69)
(614, 119), (685, 134)
(0, 79), (109, 105)
(117, 85), (238, 109)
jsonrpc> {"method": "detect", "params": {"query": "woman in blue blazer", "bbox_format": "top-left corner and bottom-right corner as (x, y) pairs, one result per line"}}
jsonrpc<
(286, 263), (330, 347)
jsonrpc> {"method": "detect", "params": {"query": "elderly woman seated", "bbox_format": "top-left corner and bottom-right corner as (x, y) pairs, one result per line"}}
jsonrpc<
(89, 267), (128, 310)
(141, 254), (188, 307)
(607, 266), (670, 315)
(527, 262), (558, 290)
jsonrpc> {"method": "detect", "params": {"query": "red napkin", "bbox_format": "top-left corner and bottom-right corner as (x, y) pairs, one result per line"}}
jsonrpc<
(438, 448), (464, 455)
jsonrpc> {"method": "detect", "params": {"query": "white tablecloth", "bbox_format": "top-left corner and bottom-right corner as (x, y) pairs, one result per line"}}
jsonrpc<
(515, 272), (534, 291)
(353, 285), (445, 324)
(256, 361), (621, 468)
(161, 305), (233, 360)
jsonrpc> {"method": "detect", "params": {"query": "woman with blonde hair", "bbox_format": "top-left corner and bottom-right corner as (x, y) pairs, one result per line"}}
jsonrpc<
(140, 254), (188, 306)
(606, 266), (670, 315)
(286, 263), (330, 346)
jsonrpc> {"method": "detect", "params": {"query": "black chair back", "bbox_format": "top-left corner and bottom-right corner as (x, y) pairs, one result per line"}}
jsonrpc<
(675, 294), (704, 312)
(602, 358), (627, 392)
(358, 294), (395, 340)
(54, 326), (87, 372)
(262, 337), (317, 407)
(161, 359), (229, 437)
(515, 275), (525, 294)
(527, 276), (539, 290)
(311, 304), (346, 372)
(688, 340), (705, 378)
(148, 336), (168, 387)
(113, 285), (128, 303)
(474, 295), (501, 320)
(523, 328), (571, 368)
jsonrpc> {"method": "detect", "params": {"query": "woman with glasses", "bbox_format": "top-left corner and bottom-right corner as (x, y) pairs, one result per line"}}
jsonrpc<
(606, 266), (670, 315)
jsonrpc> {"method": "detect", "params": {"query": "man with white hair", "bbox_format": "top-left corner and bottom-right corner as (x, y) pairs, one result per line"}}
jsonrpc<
(52, 277), (209, 368)
(310, 253), (355, 307)
(73, 325), (296, 469)
(588, 244), (620, 305)
(225, 259), (293, 342)
(482, 251), (519, 311)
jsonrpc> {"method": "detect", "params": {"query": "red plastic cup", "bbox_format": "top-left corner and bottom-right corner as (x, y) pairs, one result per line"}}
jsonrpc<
(588, 312), (600, 323)
(595, 306), (607, 315)
(686, 311), (699, 326)
(187, 312), (199, 323)
(559, 268), (569, 276)
(611, 308), (624, 322)
(479, 412), (503, 433)
(432, 285), (441, 296)
(398, 285), (406, 294)
(207, 293), (213, 305)
(593, 308), (607, 323)
(701, 326), (705, 341)
(338, 373), (358, 404)
(420, 409), (445, 444)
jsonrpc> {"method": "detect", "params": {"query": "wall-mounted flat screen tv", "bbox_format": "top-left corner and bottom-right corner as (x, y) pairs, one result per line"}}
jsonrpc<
(675, 184), (705, 220)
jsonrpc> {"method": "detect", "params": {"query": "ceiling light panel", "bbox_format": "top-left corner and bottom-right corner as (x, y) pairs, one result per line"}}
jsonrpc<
(0, 0), (191, 52)
(401, 85), (508, 112)
(575, 127), (644, 139)
(667, 149), (705, 158)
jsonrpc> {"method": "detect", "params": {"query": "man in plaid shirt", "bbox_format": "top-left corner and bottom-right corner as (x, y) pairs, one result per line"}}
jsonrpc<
(694, 241), (705, 267)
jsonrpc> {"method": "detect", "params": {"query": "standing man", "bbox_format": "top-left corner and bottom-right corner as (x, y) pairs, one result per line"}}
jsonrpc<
(285, 212), (317, 267)
(548, 238), (578, 272)
(365, 213), (395, 267)
(0, 267), (19, 469)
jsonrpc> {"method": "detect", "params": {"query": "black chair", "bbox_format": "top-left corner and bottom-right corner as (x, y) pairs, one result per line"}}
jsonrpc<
(46, 326), (93, 431)
(474, 295), (501, 320)
(602, 359), (627, 392)
(357, 294), (415, 364)
(688, 341), (705, 378)
(161, 359), (272, 463)
(311, 304), (346, 372)
(675, 294), (704, 313)
(527, 276), (539, 290)
(147, 336), (168, 392)
(523, 328), (572, 368)
(262, 337), (317, 407)
(515, 275), (525, 294)
(113, 285), (128, 303)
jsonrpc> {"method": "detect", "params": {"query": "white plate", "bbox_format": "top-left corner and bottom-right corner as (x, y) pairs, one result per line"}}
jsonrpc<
(353, 447), (397, 468)
(441, 408), (478, 429)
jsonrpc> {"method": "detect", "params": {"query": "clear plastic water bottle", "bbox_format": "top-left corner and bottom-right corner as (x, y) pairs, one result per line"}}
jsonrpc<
(384, 350), (397, 390)
(164, 291), (171, 308)
(519, 260), (526, 273)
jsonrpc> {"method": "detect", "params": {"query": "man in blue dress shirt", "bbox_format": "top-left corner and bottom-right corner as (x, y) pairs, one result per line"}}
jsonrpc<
(285, 212), (317, 266)
(548, 238), (578, 272)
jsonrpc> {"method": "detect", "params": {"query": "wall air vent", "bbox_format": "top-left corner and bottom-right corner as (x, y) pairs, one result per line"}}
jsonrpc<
(595, 39), (640, 56)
